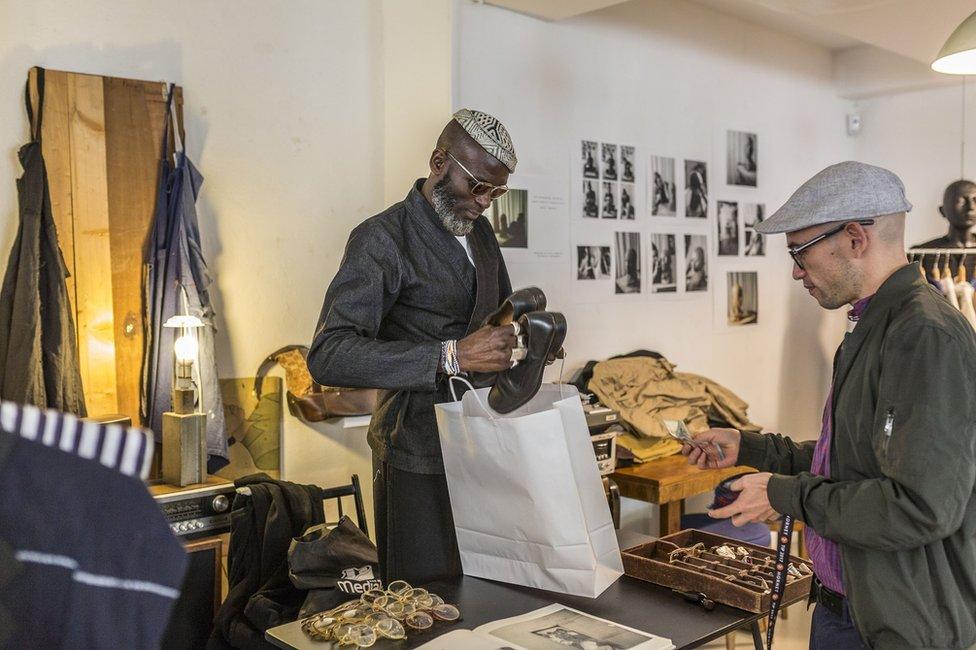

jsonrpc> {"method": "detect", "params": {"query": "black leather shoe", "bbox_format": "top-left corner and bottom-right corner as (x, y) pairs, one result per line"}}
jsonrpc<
(482, 287), (547, 327)
(468, 287), (548, 388)
(488, 311), (567, 414)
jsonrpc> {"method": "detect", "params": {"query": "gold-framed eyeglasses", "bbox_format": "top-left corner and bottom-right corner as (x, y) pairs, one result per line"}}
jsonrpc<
(443, 150), (509, 200)
(788, 220), (874, 270)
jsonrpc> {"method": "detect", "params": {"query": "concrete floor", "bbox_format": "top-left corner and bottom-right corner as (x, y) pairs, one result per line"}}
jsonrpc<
(703, 600), (813, 649)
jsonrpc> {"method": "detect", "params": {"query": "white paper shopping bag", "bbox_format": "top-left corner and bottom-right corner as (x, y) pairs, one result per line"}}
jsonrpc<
(435, 381), (623, 598)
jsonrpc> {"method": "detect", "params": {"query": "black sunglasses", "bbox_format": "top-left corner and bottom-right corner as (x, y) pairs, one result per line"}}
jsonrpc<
(788, 220), (875, 270)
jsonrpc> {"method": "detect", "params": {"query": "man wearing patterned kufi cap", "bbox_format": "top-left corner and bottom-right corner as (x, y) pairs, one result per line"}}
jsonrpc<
(309, 109), (520, 584)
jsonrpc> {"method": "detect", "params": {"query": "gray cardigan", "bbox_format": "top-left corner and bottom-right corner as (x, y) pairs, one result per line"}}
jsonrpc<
(309, 180), (512, 473)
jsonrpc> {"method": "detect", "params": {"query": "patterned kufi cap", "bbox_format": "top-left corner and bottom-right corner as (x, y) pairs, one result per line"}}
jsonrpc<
(452, 108), (517, 173)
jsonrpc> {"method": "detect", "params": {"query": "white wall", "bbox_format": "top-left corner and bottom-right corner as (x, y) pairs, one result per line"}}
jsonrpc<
(456, 0), (853, 531)
(0, 0), (388, 522)
(0, 0), (863, 537)
(848, 78), (976, 247)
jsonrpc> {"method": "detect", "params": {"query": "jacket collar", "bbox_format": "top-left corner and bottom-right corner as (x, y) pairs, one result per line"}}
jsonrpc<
(404, 179), (476, 297)
(833, 263), (924, 391)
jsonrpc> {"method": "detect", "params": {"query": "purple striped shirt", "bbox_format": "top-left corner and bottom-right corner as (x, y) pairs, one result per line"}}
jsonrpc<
(804, 295), (873, 595)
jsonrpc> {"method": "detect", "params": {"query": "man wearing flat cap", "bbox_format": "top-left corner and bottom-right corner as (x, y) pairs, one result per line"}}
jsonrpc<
(309, 109), (520, 585)
(683, 161), (976, 648)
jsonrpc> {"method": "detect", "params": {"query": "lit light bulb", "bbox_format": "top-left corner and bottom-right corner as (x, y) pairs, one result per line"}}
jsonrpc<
(174, 334), (198, 364)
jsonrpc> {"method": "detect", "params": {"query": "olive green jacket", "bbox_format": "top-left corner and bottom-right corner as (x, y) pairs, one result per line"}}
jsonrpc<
(739, 264), (976, 649)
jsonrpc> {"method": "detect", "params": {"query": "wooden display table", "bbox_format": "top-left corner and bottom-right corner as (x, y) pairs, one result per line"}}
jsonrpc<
(611, 454), (751, 537)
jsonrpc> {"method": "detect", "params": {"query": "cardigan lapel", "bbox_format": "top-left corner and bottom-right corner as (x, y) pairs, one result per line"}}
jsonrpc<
(404, 181), (475, 298)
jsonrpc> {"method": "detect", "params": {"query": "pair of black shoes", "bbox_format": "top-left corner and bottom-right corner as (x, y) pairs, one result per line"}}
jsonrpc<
(479, 287), (567, 414)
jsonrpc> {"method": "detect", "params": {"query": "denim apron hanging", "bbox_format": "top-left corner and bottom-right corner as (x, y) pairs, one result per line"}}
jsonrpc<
(0, 68), (87, 415)
(142, 85), (228, 470)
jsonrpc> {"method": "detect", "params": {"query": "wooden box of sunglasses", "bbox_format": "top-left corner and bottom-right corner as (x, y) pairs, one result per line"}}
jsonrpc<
(621, 529), (813, 613)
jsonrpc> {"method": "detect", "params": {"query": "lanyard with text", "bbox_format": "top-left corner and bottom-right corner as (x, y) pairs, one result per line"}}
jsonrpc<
(765, 513), (794, 650)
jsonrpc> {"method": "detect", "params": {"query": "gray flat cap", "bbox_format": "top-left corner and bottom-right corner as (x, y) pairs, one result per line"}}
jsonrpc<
(756, 161), (912, 234)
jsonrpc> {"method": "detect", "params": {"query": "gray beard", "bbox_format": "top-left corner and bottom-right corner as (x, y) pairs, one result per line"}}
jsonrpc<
(432, 179), (475, 236)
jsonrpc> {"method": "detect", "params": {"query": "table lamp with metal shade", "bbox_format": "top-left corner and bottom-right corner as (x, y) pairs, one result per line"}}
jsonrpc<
(161, 314), (208, 487)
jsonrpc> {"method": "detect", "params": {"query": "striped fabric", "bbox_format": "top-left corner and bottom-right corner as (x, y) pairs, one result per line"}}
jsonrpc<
(0, 401), (153, 480)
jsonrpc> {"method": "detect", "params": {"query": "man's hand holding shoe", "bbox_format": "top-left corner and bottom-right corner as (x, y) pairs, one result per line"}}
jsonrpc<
(457, 325), (517, 373)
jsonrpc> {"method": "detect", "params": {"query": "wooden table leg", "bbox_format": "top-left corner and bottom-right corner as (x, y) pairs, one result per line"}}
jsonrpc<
(659, 501), (682, 537)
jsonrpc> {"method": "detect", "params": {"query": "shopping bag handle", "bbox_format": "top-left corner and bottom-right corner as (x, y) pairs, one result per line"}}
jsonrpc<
(448, 376), (496, 421)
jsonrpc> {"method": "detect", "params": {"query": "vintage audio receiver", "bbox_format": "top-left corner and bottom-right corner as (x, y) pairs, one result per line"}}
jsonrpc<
(150, 477), (236, 540)
(582, 400), (619, 434)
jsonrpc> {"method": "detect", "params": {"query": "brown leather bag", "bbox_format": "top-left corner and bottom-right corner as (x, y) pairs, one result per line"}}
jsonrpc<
(255, 345), (377, 422)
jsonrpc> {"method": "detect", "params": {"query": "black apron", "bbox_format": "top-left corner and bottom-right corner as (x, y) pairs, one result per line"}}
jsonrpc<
(0, 68), (86, 415)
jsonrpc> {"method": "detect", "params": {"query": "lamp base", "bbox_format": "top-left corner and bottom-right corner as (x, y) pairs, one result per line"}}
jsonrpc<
(162, 411), (207, 487)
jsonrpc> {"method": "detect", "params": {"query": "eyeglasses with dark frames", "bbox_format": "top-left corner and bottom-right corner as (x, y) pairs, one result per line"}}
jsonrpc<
(442, 150), (509, 200)
(788, 220), (875, 270)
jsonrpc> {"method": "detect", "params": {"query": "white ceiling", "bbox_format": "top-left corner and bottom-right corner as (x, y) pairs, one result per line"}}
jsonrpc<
(480, 0), (627, 22)
(483, 0), (976, 66)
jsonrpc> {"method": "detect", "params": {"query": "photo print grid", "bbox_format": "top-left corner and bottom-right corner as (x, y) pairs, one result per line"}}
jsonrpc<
(650, 233), (677, 293)
(742, 202), (765, 256)
(727, 130), (757, 187)
(650, 155), (676, 217)
(717, 200), (739, 256)
(684, 234), (708, 292)
(684, 159), (708, 218)
(579, 141), (636, 221)
(576, 245), (612, 280)
(489, 188), (528, 248)
(728, 271), (758, 326)
(614, 232), (641, 294)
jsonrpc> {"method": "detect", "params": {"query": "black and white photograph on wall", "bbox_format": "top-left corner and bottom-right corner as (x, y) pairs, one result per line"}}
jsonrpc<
(614, 232), (641, 294)
(727, 271), (758, 325)
(601, 143), (618, 180)
(717, 200), (739, 256)
(576, 246), (611, 280)
(489, 188), (528, 248)
(684, 160), (708, 218)
(684, 234), (708, 292)
(727, 131), (758, 187)
(582, 180), (599, 218)
(619, 183), (636, 219)
(742, 202), (765, 256)
(582, 140), (599, 179)
(601, 181), (618, 219)
(650, 233), (677, 293)
(620, 145), (635, 182)
(650, 156), (676, 216)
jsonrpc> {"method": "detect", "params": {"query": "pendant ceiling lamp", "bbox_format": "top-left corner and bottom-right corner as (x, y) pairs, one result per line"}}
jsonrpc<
(933, 10), (976, 74)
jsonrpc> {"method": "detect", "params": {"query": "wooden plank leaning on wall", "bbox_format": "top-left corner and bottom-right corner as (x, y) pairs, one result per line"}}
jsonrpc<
(27, 67), (183, 426)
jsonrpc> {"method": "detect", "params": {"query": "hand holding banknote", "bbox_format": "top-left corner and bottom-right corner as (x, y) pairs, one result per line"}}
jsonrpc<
(675, 424), (740, 469)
